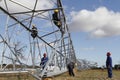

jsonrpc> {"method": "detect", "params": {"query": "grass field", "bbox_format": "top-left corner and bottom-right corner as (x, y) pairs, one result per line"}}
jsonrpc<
(53, 69), (120, 80)
(0, 69), (120, 80)
(0, 72), (35, 80)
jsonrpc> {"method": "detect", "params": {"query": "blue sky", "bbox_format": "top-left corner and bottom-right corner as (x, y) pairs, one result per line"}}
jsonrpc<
(62, 0), (120, 66)
(0, 0), (120, 67)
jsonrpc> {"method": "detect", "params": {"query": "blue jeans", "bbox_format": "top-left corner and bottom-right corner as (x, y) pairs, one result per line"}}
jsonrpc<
(107, 67), (112, 78)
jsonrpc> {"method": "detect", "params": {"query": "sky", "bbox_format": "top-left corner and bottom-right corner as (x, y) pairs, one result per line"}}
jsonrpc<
(62, 0), (120, 66)
(0, 0), (120, 67)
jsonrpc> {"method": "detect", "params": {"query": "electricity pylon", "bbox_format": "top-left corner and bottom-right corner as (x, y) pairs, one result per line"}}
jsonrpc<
(0, 0), (76, 79)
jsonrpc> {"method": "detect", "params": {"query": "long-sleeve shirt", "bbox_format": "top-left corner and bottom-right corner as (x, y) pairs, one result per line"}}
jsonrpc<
(40, 57), (48, 66)
(106, 56), (112, 68)
(52, 12), (59, 21)
(67, 62), (74, 70)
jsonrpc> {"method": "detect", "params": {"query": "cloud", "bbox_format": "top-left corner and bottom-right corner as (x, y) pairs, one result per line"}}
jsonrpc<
(69, 7), (120, 38)
(0, 0), (54, 13)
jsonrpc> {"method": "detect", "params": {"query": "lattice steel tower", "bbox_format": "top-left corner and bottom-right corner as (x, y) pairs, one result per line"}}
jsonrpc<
(0, 0), (76, 79)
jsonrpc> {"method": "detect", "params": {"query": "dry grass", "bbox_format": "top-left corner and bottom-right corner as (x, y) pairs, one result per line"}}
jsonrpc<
(53, 69), (120, 80)
(0, 69), (120, 80)
(0, 72), (35, 80)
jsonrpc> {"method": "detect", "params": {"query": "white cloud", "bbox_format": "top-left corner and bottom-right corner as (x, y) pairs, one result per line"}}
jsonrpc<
(69, 7), (120, 38)
(0, 0), (54, 13)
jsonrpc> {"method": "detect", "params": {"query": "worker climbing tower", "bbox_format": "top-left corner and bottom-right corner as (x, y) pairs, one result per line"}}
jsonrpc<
(0, 0), (76, 79)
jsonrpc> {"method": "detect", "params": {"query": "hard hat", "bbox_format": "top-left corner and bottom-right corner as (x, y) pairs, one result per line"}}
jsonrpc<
(54, 9), (59, 13)
(107, 52), (111, 56)
(43, 53), (47, 57)
(32, 24), (36, 27)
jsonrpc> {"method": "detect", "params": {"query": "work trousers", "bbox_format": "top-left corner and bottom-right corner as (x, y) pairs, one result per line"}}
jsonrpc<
(107, 67), (112, 78)
(68, 68), (75, 77)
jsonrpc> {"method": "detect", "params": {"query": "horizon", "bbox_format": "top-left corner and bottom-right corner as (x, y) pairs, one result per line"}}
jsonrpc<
(0, 0), (120, 67)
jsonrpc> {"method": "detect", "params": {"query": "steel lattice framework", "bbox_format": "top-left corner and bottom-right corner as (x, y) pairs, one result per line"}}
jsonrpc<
(0, 0), (76, 79)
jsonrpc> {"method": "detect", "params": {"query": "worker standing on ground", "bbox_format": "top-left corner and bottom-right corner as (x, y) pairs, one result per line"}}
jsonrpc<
(67, 61), (75, 77)
(106, 52), (112, 78)
(40, 53), (48, 69)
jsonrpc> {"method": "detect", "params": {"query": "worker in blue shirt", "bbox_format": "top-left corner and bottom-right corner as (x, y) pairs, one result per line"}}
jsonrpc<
(40, 53), (48, 69)
(106, 52), (112, 78)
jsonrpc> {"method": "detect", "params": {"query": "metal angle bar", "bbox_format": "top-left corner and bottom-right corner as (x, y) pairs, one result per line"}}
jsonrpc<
(40, 30), (59, 38)
(0, 6), (31, 31)
(50, 0), (57, 6)
(57, 0), (76, 63)
(58, 0), (66, 23)
(28, 0), (38, 28)
(37, 35), (65, 57)
(8, 11), (51, 28)
(61, 48), (73, 52)
(26, 11), (50, 20)
(4, 0), (9, 11)
(28, 72), (41, 80)
(36, 38), (41, 59)
(0, 34), (22, 65)
(0, 6), (65, 57)
(8, 11), (46, 28)
(57, 43), (69, 48)
(49, 39), (59, 44)
(10, 0), (31, 10)
(4, 55), (15, 61)
(57, 0), (67, 63)
(10, 7), (62, 15)
(48, 11), (59, 46)
(48, 36), (69, 44)
(58, 0), (76, 62)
